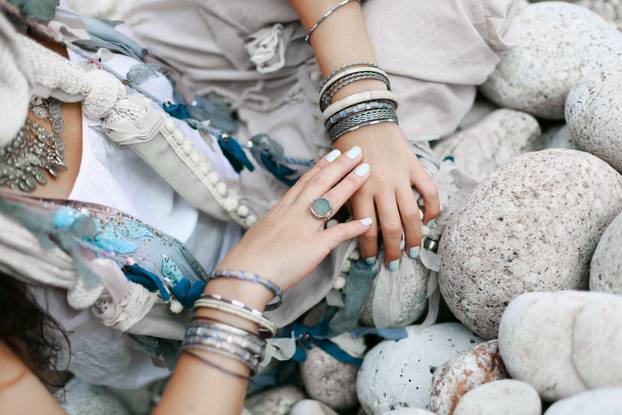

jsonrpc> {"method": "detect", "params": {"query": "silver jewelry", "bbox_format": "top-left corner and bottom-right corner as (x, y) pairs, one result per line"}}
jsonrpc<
(423, 237), (439, 253)
(325, 100), (396, 130)
(320, 71), (391, 111)
(304, 0), (360, 44)
(310, 197), (334, 220)
(328, 107), (399, 142)
(209, 269), (283, 311)
(0, 97), (67, 192)
(319, 61), (381, 90)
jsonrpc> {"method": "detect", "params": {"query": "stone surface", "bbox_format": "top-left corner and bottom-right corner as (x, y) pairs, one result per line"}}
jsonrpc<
(357, 323), (482, 414)
(289, 399), (339, 415)
(453, 380), (541, 415)
(246, 386), (305, 415)
(591, 212), (622, 294)
(431, 340), (509, 415)
(381, 410), (437, 415)
(541, 124), (576, 150)
(360, 255), (428, 328)
(434, 109), (541, 182)
(532, 0), (622, 29)
(544, 388), (622, 415)
(481, 2), (622, 119)
(498, 291), (622, 401)
(567, 71), (622, 172)
(438, 149), (622, 339)
(59, 380), (131, 415)
(300, 346), (358, 410)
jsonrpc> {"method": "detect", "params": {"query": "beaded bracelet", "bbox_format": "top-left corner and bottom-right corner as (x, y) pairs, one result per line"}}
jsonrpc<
(304, 0), (360, 44)
(320, 70), (391, 111)
(324, 100), (396, 130)
(209, 269), (283, 311)
(193, 296), (277, 337)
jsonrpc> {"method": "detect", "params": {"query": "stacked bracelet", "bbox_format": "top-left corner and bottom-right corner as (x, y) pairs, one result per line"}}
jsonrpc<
(319, 67), (391, 111)
(209, 269), (283, 311)
(304, 0), (360, 44)
(328, 106), (398, 142)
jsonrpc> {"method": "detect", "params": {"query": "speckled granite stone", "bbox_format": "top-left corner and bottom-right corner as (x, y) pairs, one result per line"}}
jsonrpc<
(381, 410), (437, 415)
(245, 386), (305, 415)
(481, 2), (622, 119)
(431, 340), (509, 415)
(544, 388), (622, 415)
(434, 109), (541, 182)
(438, 149), (622, 339)
(566, 71), (622, 172)
(453, 380), (541, 415)
(300, 346), (358, 410)
(590, 212), (622, 293)
(289, 399), (339, 415)
(531, 0), (622, 29)
(357, 323), (482, 415)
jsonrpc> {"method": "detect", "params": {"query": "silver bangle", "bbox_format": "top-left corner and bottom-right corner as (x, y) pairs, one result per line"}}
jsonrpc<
(304, 0), (360, 44)
(320, 71), (391, 111)
(209, 269), (283, 311)
(186, 323), (266, 354)
(328, 107), (399, 142)
(319, 61), (381, 89)
(325, 100), (396, 130)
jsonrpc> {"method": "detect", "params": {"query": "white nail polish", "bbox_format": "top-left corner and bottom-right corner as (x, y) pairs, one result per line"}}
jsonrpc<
(354, 163), (370, 177)
(360, 217), (373, 226)
(345, 146), (362, 159)
(325, 149), (341, 163)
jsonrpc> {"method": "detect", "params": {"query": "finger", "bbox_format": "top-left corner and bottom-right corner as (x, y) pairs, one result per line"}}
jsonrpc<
(411, 166), (440, 223)
(321, 163), (370, 216)
(351, 192), (378, 264)
(323, 217), (374, 250)
(296, 146), (363, 205)
(396, 185), (423, 259)
(376, 194), (403, 270)
(282, 149), (342, 204)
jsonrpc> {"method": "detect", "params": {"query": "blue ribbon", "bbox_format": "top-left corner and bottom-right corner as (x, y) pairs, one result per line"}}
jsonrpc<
(216, 133), (255, 173)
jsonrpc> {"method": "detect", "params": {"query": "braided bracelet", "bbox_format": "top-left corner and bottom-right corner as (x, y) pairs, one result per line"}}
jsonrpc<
(322, 90), (399, 122)
(319, 61), (381, 90)
(320, 70), (391, 111)
(328, 107), (399, 142)
(324, 100), (396, 130)
(193, 296), (277, 337)
(304, 0), (360, 44)
(209, 269), (283, 311)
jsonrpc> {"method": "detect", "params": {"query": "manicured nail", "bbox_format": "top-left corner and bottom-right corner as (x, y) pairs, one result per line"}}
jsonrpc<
(388, 259), (400, 271)
(365, 256), (377, 265)
(360, 217), (373, 226)
(409, 247), (420, 258)
(325, 149), (341, 163)
(345, 146), (362, 159)
(354, 163), (370, 177)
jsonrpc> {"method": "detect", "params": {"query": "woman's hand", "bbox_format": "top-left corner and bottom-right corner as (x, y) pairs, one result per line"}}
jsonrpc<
(332, 122), (440, 269)
(216, 146), (372, 295)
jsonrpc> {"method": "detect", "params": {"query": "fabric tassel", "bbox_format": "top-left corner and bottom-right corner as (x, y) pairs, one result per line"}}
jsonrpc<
(123, 263), (171, 302)
(250, 134), (300, 186)
(217, 133), (255, 173)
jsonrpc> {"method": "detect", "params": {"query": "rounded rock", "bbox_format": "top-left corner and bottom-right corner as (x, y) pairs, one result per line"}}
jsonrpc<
(481, 2), (622, 119)
(590, 212), (622, 294)
(453, 380), (541, 415)
(544, 388), (622, 415)
(533, 0), (622, 30)
(438, 149), (622, 339)
(431, 340), (509, 415)
(357, 323), (482, 414)
(300, 346), (358, 410)
(289, 399), (339, 415)
(381, 410), (437, 415)
(245, 386), (305, 415)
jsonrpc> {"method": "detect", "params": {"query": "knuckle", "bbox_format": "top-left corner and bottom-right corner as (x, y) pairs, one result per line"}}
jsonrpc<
(310, 174), (327, 187)
(402, 206), (421, 221)
(421, 184), (439, 200)
(383, 225), (402, 239)
(361, 230), (377, 242)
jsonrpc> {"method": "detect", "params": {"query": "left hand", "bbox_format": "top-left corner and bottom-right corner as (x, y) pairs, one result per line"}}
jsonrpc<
(332, 122), (440, 269)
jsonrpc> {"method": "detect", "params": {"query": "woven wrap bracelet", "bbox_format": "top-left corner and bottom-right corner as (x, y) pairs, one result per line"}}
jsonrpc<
(328, 107), (398, 142)
(320, 70), (391, 111)
(324, 100), (396, 130)
(304, 0), (360, 44)
(319, 61), (381, 89)
(209, 269), (283, 311)
(322, 90), (398, 122)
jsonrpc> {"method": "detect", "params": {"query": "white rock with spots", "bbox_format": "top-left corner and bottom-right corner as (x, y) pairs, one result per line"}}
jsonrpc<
(431, 340), (509, 415)
(481, 2), (622, 119)
(357, 323), (482, 414)
(289, 399), (338, 415)
(453, 380), (541, 415)
(246, 386), (305, 415)
(567, 71), (622, 172)
(532, 0), (622, 29)
(498, 291), (622, 401)
(381, 410), (437, 415)
(544, 388), (622, 415)
(591, 212), (622, 294)
(434, 109), (541, 182)
(439, 149), (622, 339)
(300, 346), (358, 410)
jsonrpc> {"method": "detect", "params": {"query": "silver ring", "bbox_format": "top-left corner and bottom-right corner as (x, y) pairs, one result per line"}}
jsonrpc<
(422, 237), (439, 253)
(310, 197), (334, 220)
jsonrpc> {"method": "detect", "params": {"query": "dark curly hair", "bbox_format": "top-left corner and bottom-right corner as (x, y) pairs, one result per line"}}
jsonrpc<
(0, 273), (69, 388)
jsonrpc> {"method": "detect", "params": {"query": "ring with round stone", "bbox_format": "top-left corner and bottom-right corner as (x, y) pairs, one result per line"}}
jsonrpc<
(310, 197), (334, 220)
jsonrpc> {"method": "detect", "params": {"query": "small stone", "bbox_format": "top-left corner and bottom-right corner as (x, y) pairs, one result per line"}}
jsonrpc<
(590, 212), (622, 294)
(311, 197), (332, 218)
(481, 2), (622, 119)
(357, 323), (482, 414)
(544, 388), (622, 415)
(431, 340), (509, 415)
(453, 380), (541, 415)
(289, 399), (339, 415)
(300, 347), (358, 410)
(245, 386), (305, 415)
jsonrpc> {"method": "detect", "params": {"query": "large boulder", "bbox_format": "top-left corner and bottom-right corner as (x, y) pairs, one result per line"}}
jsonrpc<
(357, 323), (482, 414)
(567, 71), (622, 172)
(453, 380), (541, 415)
(531, 0), (622, 30)
(590, 212), (622, 294)
(481, 2), (622, 119)
(543, 388), (622, 415)
(498, 291), (622, 401)
(439, 149), (622, 339)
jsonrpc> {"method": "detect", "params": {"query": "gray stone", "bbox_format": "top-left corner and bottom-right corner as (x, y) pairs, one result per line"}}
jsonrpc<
(246, 386), (305, 415)
(434, 109), (541, 182)
(289, 399), (338, 415)
(453, 380), (541, 415)
(360, 255), (428, 328)
(567, 71), (622, 172)
(541, 124), (576, 150)
(481, 2), (622, 119)
(300, 346), (358, 410)
(438, 149), (622, 339)
(381, 410), (437, 415)
(431, 340), (509, 415)
(544, 388), (622, 415)
(532, 0), (622, 29)
(591, 212), (622, 294)
(59, 379), (130, 415)
(456, 99), (498, 130)
(498, 291), (622, 401)
(357, 323), (482, 415)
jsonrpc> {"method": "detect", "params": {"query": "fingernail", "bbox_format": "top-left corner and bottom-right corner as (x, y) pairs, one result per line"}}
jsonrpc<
(365, 256), (377, 265)
(345, 146), (362, 159)
(388, 259), (400, 271)
(360, 217), (373, 226)
(354, 163), (370, 177)
(409, 247), (420, 258)
(325, 149), (341, 163)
